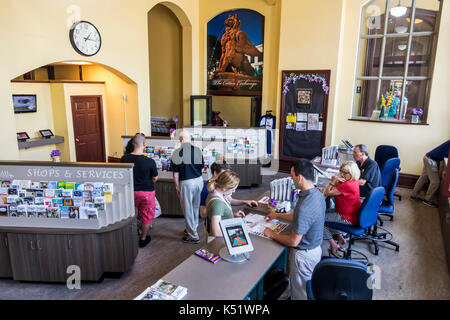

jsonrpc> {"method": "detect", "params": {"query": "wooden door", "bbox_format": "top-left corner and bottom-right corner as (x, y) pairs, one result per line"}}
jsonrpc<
(0, 233), (12, 278)
(71, 96), (106, 162)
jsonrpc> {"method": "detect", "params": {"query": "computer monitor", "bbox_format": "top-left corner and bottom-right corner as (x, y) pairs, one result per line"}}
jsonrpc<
(341, 139), (354, 151)
(219, 218), (254, 263)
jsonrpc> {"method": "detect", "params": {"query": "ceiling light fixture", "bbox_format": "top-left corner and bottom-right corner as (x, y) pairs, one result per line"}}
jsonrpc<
(390, 0), (407, 17)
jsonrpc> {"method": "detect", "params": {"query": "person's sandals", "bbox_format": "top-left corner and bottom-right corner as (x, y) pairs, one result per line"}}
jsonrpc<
(139, 235), (151, 248)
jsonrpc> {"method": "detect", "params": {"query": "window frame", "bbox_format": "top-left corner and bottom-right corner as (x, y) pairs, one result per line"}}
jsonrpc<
(351, 0), (443, 124)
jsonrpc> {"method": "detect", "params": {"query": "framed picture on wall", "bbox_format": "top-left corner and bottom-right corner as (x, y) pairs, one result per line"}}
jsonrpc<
(13, 95), (37, 113)
(207, 9), (264, 96)
(297, 89), (312, 106)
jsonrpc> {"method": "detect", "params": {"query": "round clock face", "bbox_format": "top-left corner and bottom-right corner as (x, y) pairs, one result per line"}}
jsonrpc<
(69, 21), (102, 56)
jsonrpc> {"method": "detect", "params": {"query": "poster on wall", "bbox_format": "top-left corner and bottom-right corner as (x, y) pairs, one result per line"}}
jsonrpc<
(207, 9), (264, 96)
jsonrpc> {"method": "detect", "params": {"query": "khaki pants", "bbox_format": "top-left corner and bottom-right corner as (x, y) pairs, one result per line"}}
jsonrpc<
(289, 245), (322, 300)
(412, 155), (440, 202)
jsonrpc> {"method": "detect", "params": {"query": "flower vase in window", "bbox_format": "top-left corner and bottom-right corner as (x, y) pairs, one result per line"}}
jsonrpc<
(411, 108), (423, 124)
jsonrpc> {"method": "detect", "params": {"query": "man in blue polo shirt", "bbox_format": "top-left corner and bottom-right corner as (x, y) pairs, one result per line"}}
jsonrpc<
(411, 140), (450, 208)
(171, 131), (205, 243)
(353, 144), (382, 198)
(264, 159), (325, 300)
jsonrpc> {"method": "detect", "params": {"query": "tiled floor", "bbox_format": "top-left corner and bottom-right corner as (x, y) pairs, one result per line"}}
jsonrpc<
(0, 173), (449, 300)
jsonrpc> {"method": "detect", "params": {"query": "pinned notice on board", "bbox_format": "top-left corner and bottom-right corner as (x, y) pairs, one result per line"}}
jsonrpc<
(297, 112), (307, 122)
(308, 113), (320, 131)
(286, 114), (296, 123)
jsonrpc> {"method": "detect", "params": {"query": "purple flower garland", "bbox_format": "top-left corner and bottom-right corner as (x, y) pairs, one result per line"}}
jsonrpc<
(283, 73), (329, 95)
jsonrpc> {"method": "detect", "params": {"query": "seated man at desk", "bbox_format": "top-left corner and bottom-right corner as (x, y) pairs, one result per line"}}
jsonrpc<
(353, 144), (381, 198)
(263, 159), (326, 300)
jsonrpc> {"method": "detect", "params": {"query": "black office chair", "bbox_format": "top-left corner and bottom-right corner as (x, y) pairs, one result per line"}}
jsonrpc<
(375, 145), (402, 201)
(306, 258), (373, 300)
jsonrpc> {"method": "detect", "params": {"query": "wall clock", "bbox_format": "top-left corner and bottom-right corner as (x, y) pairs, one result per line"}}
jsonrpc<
(69, 21), (102, 57)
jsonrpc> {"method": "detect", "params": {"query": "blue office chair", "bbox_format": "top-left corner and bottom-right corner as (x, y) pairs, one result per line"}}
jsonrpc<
(378, 168), (399, 226)
(326, 187), (400, 257)
(375, 145), (402, 201)
(306, 258), (373, 300)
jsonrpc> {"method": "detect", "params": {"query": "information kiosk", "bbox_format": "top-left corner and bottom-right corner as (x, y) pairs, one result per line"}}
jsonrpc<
(219, 218), (254, 263)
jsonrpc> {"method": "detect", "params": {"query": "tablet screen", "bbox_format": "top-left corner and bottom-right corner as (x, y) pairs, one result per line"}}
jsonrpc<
(226, 225), (249, 248)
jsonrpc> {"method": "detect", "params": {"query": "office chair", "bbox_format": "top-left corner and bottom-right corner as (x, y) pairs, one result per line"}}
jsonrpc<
(378, 168), (399, 226)
(306, 258), (373, 300)
(375, 145), (402, 201)
(326, 187), (400, 257)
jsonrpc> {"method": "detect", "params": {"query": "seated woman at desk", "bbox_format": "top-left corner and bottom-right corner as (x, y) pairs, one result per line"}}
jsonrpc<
(322, 161), (361, 257)
(206, 170), (246, 237)
(200, 155), (257, 219)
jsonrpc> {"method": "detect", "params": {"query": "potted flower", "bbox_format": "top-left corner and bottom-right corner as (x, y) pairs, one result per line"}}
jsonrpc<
(50, 149), (61, 162)
(411, 108), (423, 123)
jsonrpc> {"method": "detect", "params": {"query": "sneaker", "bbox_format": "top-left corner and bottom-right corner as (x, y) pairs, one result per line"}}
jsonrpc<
(410, 195), (423, 201)
(182, 235), (200, 244)
(423, 200), (438, 208)
(183, 229), (188, 235)
(139, 236), (151, 248)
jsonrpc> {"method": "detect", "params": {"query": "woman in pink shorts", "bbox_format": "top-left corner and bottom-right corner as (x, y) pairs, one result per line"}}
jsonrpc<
(121, 134), (158, 248)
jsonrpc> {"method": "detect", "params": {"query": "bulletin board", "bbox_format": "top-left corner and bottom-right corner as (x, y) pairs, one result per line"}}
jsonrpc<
(279, 70), (331, 162)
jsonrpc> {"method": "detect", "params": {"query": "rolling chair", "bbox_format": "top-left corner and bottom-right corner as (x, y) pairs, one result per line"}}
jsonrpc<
(326, 187), (400, 257)
(378, 168), (399, 227)
(306, 258), (373, 300)
(375, 145), (402, 201)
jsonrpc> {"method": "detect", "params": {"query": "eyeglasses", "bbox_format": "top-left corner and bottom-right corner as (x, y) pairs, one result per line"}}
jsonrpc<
(135, 133), (145, 137)
(340, 170), (350, 175)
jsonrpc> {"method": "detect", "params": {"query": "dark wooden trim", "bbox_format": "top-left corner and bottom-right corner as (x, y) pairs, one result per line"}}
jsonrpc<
(279, 70), (331, 162)
(108, 156), (121, 163)
(11, 80), (105, 84)
(79, 66), (83, 81)
(70, 95), (107, 163)
(46, 66), (55, 80)
(348, 118), (430, 126)
(397, 173), (419, 189)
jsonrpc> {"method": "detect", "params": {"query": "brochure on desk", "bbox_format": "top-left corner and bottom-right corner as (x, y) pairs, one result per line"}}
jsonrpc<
(244, 213), (288, 239)
(135, 279), (188, 300)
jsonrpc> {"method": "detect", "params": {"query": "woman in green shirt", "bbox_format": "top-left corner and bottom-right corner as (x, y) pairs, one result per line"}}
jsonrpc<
(206, 170), (246, 237)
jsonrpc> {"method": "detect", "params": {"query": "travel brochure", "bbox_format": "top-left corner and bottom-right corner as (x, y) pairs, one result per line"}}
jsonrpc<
(0, 179), (114, 220)
(195, 248), (222, 264)
(244, 213), (288, 239)
(135, 279), (188, 300)
(143, 139), (258, 172)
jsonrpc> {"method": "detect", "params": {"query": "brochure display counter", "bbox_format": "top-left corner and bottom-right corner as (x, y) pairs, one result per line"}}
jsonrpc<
(122, 128), (266, 216)
(0, 161), (138, 282)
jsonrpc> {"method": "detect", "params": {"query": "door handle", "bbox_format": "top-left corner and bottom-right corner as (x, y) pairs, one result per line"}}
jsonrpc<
(37, 240), (42, 250)
(30, 240), (35, 250)
(4, 237), (7, 248)
(75, 138), (80, 143)
(68, 238), (72, 249)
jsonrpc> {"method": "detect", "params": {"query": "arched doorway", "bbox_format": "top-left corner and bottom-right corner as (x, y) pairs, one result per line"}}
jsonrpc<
(148, 2), (193, 132)
(10, 61), (139, 162)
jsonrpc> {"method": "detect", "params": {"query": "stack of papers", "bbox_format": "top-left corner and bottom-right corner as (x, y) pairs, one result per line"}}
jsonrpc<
(134, 279), (187, 300)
